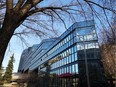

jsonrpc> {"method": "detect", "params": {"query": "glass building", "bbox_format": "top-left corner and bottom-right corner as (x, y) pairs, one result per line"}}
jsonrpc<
(18, 20), (108, 87)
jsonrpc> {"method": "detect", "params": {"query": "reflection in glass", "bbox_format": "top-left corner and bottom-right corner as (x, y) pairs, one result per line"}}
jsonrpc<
(72, 64), (75, 73)
(75, 64), (78, 73)
(87, 43), (95, 49)
(72, 54), (75, 62)
(75, 53), (77, 61)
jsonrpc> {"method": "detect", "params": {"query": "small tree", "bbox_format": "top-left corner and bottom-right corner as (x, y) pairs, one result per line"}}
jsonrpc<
(0, 65), (4, 84)
(3, 54), (15, 83)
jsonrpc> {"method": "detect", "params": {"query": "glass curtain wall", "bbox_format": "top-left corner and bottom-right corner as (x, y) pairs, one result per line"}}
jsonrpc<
(37, 20), (108, 87)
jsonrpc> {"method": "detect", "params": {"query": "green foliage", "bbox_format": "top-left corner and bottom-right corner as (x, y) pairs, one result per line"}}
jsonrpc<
(3, 54), (15, 83)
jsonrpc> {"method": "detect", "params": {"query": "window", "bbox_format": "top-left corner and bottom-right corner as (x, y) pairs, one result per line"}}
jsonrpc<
(58, 69), (60, 75)
(64, 67), (66, 73)
(60, 69), (61, 74)
(74, 36), (77, 43)
(69, 48), (71, 54)
(77, 44), (84, 50)
(60, 59), (62, 66)
(95, 43), (99, 48)
(87, 43), (95, 49)
(70, 39), (73, 45)
(68, 41), (70, 46)
(93, 34), (97, 40)
(69, 55), (71, 63)
(72, 54), (75, 62)
(92, 29), (96, 33)
(66, 57), (68, 64)
(67, 67), (69, 73)
(75, 64), (78, 73)
(87, 53), (94, 59)
(68, 35), (71, 40)
(64, 58), (66, 65)
(62, 52), (65, 58)
(71, 47), (74, 53)
(64, 51), (66, 57)
(69, 65), (72, 73)
(86, 34), (93, 41)
(72, 65), (75, 73)
(74, 45), (77, 52)
(75, 52), (78, 61)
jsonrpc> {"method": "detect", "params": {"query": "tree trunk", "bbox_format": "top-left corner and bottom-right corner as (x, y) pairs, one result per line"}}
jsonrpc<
(0, 26), (16, 66)
(0, 9), (27, 66)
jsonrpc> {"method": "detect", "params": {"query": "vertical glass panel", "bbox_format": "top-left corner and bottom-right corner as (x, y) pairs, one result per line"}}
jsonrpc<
(66, 37), (68, 42)
(60, 69), (62, 74)
(68, 35), (71, 40)
(61, 68), (62, 74)
(72, 54), (75, 62)
(66, 57), (68, 64)
(70, 39), (73, 45)
(61, 59), (63, 66)
(60, 59), (62, 66)
(92, 29), (96, 33)
(67, 43), (68, 48)
(72, 64), (75, 73)
(79, 35), (84, 41)
(69, 55), (71, 63)
(95, 43), (99, 48)
(67, 67), (69, 73)
(62, 68), (64, 74)
(53, 63), (55, 69)
(69, 65), (72, 73)
(77, 44), (84, 50)
(63, 52), (65, 58)
(59, 69), (61, 74)
(64, 51), (66, 57)
(64, 67), (66, 73)
(75, 64), (78, 73)
(85, 43), (88, 49)
(84, 35), (87, 41)
(93, 34), (97, 40)
(63, 58), (65, 65)
(74, 36), (76, 43)
(87, 43), (95, 49)
(60, 60), (62, 66)
(64, 58), (66, 65)
(71, 47), (74, 53)
(74, 45), (77, 52)
(69, 48), (71, 54)
(57, 62), (59, 68)
(77, 27), (94, 35)
(69, 41), (71, 46)
(86, 34), (93, 41)
(75, 52), (78, 61)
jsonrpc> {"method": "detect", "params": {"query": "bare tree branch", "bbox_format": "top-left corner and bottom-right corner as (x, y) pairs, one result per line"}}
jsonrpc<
(20, 0), (43, 16)
(14, 0), (25, 11)
(27, 6), (63, 16)
(51, 9), (67, 29)
(84, 0), (116, 13)
(6, 0), (13, 12)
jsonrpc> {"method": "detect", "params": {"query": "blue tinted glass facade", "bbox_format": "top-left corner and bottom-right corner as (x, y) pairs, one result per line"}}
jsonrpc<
(18, 20), (108, 87)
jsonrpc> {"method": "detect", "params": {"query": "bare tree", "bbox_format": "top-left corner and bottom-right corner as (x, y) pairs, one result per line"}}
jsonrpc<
(0, 0), (116, 67)
(100, 17), (116, 81)
(0, 0), (79, 66)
